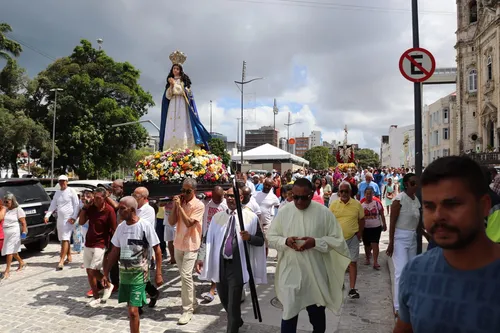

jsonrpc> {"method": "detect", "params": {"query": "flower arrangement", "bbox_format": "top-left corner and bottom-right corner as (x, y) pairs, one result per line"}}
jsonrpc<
(134, 148), (229, 183)
(337, 162), (356, 173)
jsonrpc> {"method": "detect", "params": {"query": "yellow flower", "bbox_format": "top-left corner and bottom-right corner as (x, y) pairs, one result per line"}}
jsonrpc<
(168, 157), (173, 161)
(184, 156), (189, 161)
(137, 175), (143, 182)
(199, 169), (206, 175)
(156, 164), (162, 169)
(160, 170), (165, 176)
(155, 153), (161, 159)
(215, 175), (219, 180)
(169, 168), (173, 173)
(179, 161), (184, 166)
(201, 160), (207, 166)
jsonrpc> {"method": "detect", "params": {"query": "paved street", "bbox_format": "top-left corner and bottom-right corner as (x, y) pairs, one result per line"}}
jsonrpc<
(0, 226), (395, 333)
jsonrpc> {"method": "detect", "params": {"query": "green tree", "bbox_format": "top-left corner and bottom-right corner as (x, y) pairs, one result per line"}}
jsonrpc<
(0, 109), (54, 177)
(0, 23), (22, 61)
(304, 146), (330, 170)
(355, 148), (380, 169)
(208, 138), (231, 166)
(28, 40), (154, 179)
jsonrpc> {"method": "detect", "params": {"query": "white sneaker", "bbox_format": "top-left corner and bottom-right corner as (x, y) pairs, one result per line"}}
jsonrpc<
(178, 312), (193, 325)
(86, 298), (102, 308)
(101, 283), (114, 302)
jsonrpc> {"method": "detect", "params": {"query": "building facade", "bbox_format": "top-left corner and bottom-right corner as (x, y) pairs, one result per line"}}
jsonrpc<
(456, 1), (500, 153)
(422, 93), (458, 166)
(294, 136), (310, 157)
(381, 125), (415, 168)
(210, 132), (228, 144)
(245, 126), (278, 151)
(310, 130), (323, 147)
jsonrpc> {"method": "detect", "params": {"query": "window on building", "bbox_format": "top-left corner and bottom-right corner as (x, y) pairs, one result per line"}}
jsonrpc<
(443, 149), (450, 157)
(487, 56), (493, 81)
(443, 128), (449, 140)
(469, 1), (478, 23)
(468, 69), (478, 92)
(443, 108), (449, 123)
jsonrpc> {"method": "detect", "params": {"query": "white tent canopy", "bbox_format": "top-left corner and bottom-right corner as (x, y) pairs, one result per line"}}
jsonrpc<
(231, 143), (309, 165)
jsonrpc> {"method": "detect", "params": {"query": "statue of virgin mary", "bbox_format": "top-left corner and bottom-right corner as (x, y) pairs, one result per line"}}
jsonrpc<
(158, 50), (211, 151)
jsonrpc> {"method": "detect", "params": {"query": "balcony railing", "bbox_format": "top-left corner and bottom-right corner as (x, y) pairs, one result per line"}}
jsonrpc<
(466, 152), (500, 165)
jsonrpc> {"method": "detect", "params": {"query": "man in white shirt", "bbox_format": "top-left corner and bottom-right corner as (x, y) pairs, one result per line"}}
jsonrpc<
(132, 187), (160, 308)
(44, 175), (80, 270)
(253, 179), (280, 257)
(241, 186), (261, 217)
(201, 186), (227, 302)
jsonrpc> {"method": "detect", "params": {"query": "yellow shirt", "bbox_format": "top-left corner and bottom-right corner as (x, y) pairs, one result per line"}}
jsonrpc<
(156, 206), (165, 219)
(329, 198), (364, 240)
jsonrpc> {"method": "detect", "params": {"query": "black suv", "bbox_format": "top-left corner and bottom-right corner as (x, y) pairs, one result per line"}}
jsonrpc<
(0, 178), (55, 251)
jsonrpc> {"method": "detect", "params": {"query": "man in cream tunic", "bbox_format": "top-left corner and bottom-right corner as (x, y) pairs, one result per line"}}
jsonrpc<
(267, 178), (351, 333)
(196, 187), (267, 333)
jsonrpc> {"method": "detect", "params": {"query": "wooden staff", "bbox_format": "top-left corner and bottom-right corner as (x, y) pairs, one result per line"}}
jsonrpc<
(232, 177), (262, 322)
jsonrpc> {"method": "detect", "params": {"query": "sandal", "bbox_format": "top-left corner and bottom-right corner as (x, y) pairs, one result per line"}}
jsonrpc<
(17, 263), (27, 271)
(202, 292), (215, 302)
(56, 264), (64, 271)
(364, 258), (371, 265)
(373, 264), (381, 270)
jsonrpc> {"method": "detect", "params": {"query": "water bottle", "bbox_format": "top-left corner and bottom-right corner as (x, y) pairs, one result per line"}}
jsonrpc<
(21, 232), (27, 239)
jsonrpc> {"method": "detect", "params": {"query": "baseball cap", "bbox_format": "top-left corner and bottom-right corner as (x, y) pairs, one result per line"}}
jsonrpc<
(58, 175), (69, 181)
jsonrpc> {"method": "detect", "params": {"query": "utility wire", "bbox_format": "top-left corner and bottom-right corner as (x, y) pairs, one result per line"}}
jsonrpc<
(6, 32), (56, 61)
(228, 0), (455, 15)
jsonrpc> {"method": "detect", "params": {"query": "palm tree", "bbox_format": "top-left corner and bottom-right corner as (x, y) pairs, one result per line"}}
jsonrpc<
(0, 23), (22, 61)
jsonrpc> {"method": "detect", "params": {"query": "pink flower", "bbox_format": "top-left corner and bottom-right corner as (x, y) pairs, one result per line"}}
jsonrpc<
(172, 162), (178, 167)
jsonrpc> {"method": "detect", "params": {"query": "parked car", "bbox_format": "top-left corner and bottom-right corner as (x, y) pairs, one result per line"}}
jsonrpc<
(0, 178), (55, 251)
(54, 180), (112, 191)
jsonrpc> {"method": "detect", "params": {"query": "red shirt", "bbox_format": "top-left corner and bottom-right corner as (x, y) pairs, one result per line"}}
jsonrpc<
(360, 197), (382, 204)
(85, 203), (117, 249)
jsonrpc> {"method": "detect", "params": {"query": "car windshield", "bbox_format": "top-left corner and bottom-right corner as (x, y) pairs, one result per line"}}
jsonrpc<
(0, 182), (49, 204)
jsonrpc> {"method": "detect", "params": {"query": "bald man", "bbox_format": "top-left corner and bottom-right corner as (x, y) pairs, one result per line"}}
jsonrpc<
(201, 185), (228, 302)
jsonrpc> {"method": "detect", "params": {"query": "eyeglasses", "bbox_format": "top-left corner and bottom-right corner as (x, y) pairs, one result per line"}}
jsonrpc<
(224, 194), (235, 199)
(180, 189), (193, 194)
(293, 194), (312, 201)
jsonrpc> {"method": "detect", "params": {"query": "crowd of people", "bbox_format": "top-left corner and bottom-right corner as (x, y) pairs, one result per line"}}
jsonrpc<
(1, 158), (499, 333)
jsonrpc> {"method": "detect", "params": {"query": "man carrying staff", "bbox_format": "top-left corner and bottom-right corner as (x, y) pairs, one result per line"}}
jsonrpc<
(196, 187), (267, 333)
(268, 178), (350, 333)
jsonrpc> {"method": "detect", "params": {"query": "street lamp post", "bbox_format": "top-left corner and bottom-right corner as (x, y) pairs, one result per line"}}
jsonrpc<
(210, 100), (213, 133)
(234, 61), (263, 171)
(284, 112), (302, 153)
(273, 99), (279, 146)
(111, 119), (161, 150)
(50, 88), (63, 187)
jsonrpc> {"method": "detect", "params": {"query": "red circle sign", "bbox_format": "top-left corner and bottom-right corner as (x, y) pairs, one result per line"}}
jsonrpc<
(399, 47), (436, 83)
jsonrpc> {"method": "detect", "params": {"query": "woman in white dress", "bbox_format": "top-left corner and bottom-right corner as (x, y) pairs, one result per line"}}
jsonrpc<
(1, 193), (27, 279)
(158, 51), (211, 152)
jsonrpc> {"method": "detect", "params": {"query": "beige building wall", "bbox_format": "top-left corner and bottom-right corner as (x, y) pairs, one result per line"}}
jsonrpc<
(456, 1), (500, 152)
(423, 94), (457, 166)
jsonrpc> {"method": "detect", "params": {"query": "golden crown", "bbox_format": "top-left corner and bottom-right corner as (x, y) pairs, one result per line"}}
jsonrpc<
(169, 50), (187, 65)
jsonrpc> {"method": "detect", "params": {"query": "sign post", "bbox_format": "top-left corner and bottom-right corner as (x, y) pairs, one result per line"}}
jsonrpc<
(398, 0), (436, 254)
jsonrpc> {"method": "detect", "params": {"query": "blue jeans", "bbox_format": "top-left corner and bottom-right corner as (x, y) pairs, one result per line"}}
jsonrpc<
(281, 305), (326, 333)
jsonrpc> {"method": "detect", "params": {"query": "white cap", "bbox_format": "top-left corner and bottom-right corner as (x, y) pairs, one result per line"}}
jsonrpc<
(58, 175), (69, 181)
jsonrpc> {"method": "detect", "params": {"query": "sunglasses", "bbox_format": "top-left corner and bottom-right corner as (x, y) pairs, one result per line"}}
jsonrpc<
(224, 194), (235, 199)
(339, 190), (349, 194)
(180, 189), (193, 194)
(293, 194), (312, 201)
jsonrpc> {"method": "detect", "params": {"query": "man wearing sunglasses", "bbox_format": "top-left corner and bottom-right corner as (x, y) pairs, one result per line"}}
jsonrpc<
(196, 187), (266, 332)
(330, 181), (365, 299)
(268, 178), (350, 333)
(168, 178), (205, 325)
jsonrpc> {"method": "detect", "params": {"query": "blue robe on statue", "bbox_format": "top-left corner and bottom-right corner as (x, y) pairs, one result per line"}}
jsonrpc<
(159, 85), (211, 151)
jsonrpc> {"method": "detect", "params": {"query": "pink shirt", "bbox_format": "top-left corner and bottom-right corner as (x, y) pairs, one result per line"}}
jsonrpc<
(361, 200), (383, 228)
(173, 197), (205, 252)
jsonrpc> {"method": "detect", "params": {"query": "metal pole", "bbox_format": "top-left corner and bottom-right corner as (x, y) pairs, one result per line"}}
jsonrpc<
(412, 0), (423, 254)
(240, 61), (246, 172)
(210, 100), (213, 133)
(287, 112), (290, 152)
(50, 90), (58, 187)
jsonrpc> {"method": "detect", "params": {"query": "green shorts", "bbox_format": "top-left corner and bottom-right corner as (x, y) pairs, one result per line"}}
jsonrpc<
(118, 283), (147, 307)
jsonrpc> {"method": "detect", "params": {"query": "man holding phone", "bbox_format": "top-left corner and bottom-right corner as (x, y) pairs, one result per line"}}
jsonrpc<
(168, 178), (205, 325)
